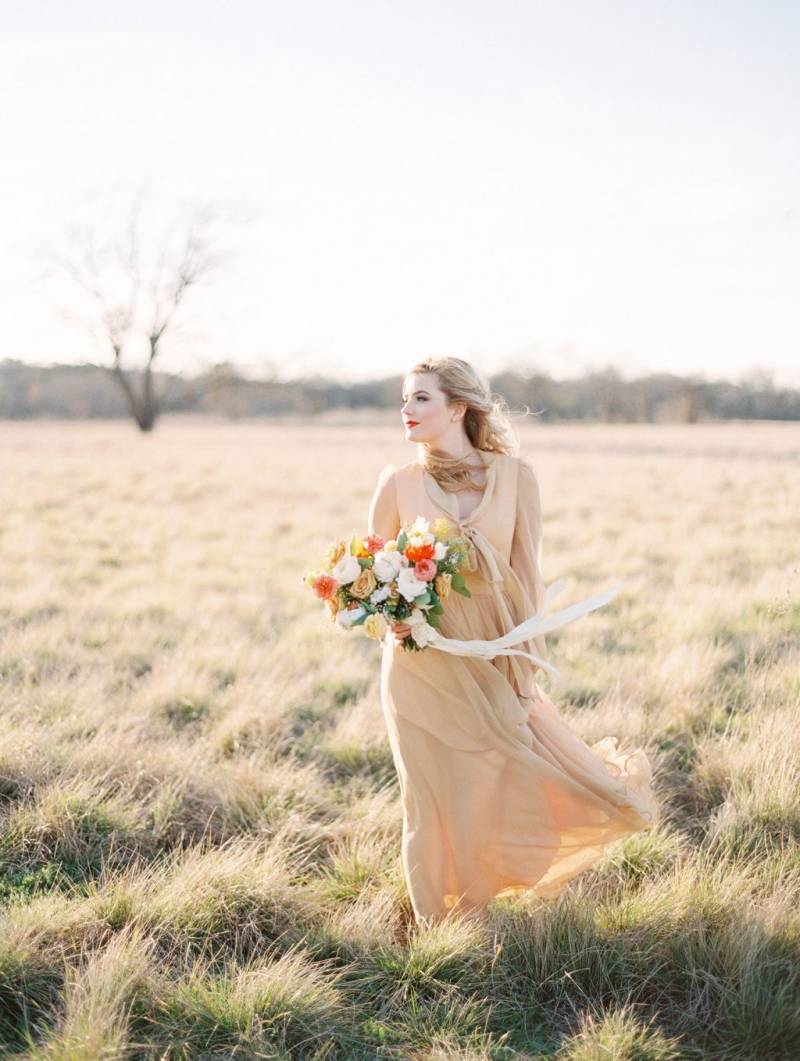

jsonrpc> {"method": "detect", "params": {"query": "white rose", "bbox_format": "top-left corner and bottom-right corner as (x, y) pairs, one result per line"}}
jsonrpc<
(331, 554), (362, 585)
(433, 541), (447, 560)
(335, 604), (366, 629)
(373, 556), (398, 583)
(405, 607), (427, 626)
(376, 548), (403, 570)
(397, 568), (428, 602)
(411, 516), (429, 534)
(411, 621), (436, 647)
(370, 584), (391, 604)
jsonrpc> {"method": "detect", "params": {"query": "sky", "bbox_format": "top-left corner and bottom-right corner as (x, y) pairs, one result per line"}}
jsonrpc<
(2, 0), (799, 385)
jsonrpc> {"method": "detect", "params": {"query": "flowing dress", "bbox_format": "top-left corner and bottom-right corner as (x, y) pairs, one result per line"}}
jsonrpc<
(368, 450), (659, 923)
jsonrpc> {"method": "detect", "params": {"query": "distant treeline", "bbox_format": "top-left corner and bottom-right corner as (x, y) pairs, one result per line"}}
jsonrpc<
(2, 358), (799, 423)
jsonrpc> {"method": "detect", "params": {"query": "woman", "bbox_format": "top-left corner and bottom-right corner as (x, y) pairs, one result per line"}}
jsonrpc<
(368, 357), (659, 925)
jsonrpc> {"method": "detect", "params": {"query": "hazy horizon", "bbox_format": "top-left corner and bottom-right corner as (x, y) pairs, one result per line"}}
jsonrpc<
(3, 1), (798, 387)
(2, 354), (794, 390)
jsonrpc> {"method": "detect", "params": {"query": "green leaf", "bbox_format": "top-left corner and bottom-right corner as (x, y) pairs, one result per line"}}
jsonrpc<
(397, 530), (408, 551)
(453, 584), (472, 598)
(413, 592), (431, 606)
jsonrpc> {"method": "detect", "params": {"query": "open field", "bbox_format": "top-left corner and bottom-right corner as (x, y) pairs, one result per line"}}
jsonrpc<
(1, 417), (799, 1059)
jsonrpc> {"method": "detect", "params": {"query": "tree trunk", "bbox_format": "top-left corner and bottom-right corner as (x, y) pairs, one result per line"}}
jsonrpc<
(109, 360), (159, 432)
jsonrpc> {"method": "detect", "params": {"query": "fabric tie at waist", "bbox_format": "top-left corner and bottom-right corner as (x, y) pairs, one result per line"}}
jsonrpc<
(458, 524), (537, 693)
(461, 524), (504, 584)
(425, 574), (624, 678)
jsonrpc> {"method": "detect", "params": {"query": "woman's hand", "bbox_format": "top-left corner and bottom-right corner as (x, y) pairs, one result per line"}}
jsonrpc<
(388, 619), (412, 646)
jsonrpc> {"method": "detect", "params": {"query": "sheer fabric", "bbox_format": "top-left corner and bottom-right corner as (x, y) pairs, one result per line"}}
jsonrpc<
(368, 451), (659, 923)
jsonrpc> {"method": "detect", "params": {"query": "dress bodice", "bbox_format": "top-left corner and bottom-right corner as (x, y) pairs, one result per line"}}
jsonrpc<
(368, 448), (547, 663)
(392, 452), (518, 563)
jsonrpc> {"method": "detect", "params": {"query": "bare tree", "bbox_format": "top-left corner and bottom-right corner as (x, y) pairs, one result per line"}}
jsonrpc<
(50, 190), (224, 432)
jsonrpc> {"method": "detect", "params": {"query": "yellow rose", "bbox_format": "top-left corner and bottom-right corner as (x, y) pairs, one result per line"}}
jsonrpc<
(455, 539), (479, 572)
(433, 517), (454, 541)
(350, 536), (371, 558)
(349, 567), (377, 599)
(384, 540), (399, 552)
(363, 612), (388, 640)
(303, 571), (318, 588)
(434, 573), (452, 600)
(325, 540), (346, 569)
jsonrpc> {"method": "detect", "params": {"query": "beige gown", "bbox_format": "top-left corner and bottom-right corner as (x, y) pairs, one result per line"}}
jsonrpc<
(368, 450), (659, 924)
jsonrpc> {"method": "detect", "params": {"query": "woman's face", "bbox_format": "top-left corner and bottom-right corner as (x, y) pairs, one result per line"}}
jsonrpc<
(401, 372), (461, 443)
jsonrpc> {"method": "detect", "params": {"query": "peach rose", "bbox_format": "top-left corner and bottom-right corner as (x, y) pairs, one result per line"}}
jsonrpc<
(414, 558), (437, 582)
(349, 567), (377, 599)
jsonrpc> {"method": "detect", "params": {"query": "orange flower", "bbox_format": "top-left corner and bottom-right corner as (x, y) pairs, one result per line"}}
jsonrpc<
(406, 543), (435, 563)
(312, 574), (339, 600)
(364, 533), (385, 554)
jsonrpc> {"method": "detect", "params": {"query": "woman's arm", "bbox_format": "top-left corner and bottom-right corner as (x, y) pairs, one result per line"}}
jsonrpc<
(368, 464), (409, 644)
(367, 463), (400, 541)
(509, 457), (548, 663)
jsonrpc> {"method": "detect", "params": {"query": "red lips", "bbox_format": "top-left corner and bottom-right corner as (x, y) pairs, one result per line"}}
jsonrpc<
(405, 420), (419, 427)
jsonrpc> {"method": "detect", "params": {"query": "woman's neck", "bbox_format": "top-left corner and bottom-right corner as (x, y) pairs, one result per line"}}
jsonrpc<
(422, 441), (481, 462)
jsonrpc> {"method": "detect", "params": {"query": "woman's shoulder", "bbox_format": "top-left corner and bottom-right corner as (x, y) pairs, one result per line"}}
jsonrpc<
(497, 453), (541, 505)
(373, 460), (419, 491)
(492, 451), (538, 477)
(507, 452), (540, 475)
(376, 459), (419, 480)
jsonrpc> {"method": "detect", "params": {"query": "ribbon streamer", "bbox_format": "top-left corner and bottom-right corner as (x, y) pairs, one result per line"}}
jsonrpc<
(423, 578), (624, 677)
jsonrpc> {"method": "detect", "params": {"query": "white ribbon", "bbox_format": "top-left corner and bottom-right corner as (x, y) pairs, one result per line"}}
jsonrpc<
(423, 578), (624, 677)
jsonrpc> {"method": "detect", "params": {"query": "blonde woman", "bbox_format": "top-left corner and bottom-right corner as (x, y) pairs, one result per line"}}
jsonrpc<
(368, 357), (659, 925)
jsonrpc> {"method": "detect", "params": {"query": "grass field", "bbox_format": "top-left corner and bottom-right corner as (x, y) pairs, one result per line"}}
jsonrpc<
(1, 417), (798, 1059)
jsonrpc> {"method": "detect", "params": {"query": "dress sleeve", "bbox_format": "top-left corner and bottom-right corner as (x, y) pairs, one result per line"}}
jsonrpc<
(368, 464), (400, 540)
(510, 457), (548, 664)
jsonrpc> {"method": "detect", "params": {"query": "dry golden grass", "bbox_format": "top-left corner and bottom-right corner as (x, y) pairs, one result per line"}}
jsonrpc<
(0, 416), (798, 1058)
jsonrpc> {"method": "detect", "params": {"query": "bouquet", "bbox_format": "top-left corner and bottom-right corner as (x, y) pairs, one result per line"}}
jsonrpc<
(304, 515), (624, 677)
(303, 516), (476, 650)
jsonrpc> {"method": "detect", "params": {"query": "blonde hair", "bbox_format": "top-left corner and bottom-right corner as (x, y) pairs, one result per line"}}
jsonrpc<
(406, 357), (520, 493)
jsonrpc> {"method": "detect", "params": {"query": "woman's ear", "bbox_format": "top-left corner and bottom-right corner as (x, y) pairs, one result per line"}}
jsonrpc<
(450, 400), (467, 423)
